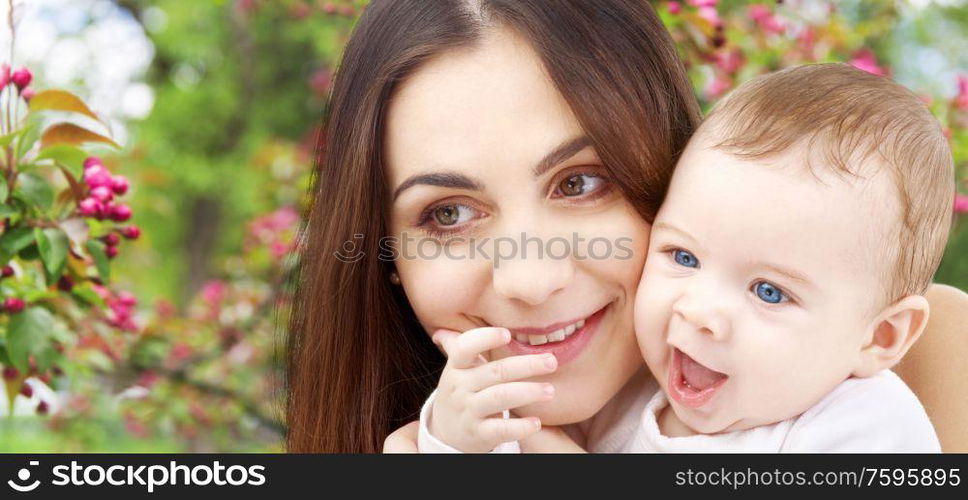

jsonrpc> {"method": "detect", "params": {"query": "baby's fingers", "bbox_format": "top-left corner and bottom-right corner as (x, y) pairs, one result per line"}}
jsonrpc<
(479, 417), (542, 447)
(473, 382), (555, 416)
(468, 354), (557, 391)
(435, 327), (511, 369)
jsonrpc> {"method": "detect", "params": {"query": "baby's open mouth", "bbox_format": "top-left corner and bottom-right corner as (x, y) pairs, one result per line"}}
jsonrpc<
(668, 348), (728, 409)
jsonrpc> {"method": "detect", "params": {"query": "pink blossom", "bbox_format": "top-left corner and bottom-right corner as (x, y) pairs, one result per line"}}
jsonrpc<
(799, 27), (816, 56)
(0, 64), (9, 88)
(310, 68), (332, 95)
(169, 342), (193, 363)
(270, 240), (290, 258)
(11, 67), (31, 90)
(117, 291), (138, 307)
(21, 87), (34, 102)
(201, 280), (226, 306)
(110, 175), (129, 196)
(84, 165), (114, 189)
(109, 203), (132, 222)
(137, 370), (160, 389)
(90, 185), (114, 203)
(715, 50), (744, 74)
(269, 206), (299, 230)
(78, 197), (101, 217)
(697, 5), (721, 26)
(91, 283), (111, 301)
(956, 74), (968, 110)
(666, 1), (682, 15)
(687, 0), (717, 7)
(749, 4), (770, 21)
(955, 194), (968, 214)
(155, 299), (176, 318)
(849, 49), (887, 77)
(289, 1), (311, 20)
(704, 74), (732, 99)
(747, 4), (784, 34)
(83, 157), (103, 170)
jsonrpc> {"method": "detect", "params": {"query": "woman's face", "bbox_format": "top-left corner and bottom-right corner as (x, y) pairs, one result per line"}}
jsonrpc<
(385, 28), (651, 425)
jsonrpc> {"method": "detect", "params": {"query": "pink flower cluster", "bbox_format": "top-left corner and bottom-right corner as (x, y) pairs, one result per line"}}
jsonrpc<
(955, 194), (968, 214)
(956, 75), (968, 111)
(0, 64), (34, 102)
(247, 206), (299, 258)
(78, 156), (132, 222)
(849, 49), (888, 77)
(747, 4), (785, 35)
(94, 284), (139, 332)
(199, 279), (226, 321)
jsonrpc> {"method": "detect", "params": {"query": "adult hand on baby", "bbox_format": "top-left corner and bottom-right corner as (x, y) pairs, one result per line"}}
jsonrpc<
(430, 327), (558, 452)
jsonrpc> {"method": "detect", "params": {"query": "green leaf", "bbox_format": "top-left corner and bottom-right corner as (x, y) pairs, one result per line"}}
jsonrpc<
(71, 285), (107, 308)
(85, 239), (110, 281)
(0, 132), (14, 148)
(0, 226), (36, 256)
(23, 288), (57, 303)
(0, 175), (7, 202)
(35, 227), (69, 282)
(0, 205), (16, 218)
(27, 89), (104, 123)
(35, 144), (88, 179)
(18, 243), (40, 260)
(40, 123), (120, 149)
(15, 117), (42, 161)
(6, 306), (54, 373)
(14, 172), (54, 210)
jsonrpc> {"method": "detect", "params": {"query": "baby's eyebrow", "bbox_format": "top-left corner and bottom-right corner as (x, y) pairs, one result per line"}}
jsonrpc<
(759, 263), (814, 288)
(652, 222), (696, 241)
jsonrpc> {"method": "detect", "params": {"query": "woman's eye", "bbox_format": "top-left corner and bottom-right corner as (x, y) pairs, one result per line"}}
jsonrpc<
(672, 249), (699, 268)
(752, 281), (787, 304)
(431, 204), (474, 227)
(556, 173), (607, 197)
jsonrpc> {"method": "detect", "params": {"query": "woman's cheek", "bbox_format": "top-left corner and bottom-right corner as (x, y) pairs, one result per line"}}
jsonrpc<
(396, 247), (488, 334)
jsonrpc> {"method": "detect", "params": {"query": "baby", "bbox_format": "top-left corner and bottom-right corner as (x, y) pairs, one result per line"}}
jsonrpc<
(630, 62), (951, 451)
(417, 63), (952, 452)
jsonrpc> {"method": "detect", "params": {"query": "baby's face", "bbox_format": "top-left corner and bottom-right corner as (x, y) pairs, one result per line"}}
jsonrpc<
(634, 134), (896, 434)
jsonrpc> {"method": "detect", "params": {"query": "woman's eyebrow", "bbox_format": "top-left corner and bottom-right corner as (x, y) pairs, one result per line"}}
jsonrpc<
(532, 136), (592, 177)
(392, 172), (484, 201)
(392, 136), (591, 202)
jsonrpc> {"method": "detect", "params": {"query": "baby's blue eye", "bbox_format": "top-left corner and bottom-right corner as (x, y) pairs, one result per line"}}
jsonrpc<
(672, 249), (699, 268)
(753, 281), (785, 304)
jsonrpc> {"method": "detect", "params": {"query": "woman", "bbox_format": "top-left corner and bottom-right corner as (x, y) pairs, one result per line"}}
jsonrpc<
(285, 0), (968, 453)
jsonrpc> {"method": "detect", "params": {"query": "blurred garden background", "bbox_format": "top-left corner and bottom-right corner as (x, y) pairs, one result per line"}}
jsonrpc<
(0, 0), (964, 452)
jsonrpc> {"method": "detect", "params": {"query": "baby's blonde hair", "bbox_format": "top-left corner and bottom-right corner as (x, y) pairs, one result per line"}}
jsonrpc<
(703, 63), (954, 303)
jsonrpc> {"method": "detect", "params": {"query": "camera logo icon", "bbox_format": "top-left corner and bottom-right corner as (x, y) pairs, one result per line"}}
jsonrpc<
(334, 234), (365, 263)
(8, 461), (40, 492)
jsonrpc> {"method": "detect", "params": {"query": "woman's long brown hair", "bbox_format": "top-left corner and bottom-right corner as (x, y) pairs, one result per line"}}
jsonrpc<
(285, 0), (701, 453)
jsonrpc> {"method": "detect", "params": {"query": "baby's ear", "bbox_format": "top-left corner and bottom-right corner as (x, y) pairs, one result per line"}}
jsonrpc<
(853, 295), (930, 377)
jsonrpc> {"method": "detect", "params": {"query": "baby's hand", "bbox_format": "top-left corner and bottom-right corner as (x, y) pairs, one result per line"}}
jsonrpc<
(429, 327), (558, 452)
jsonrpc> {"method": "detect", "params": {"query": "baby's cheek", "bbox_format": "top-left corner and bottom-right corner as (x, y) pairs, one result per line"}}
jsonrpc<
(634, 268), (674, 369)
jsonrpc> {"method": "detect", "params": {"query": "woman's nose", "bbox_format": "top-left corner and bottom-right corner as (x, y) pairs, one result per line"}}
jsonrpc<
(491, 241), (575, 306)
(670, 283), (731, 341)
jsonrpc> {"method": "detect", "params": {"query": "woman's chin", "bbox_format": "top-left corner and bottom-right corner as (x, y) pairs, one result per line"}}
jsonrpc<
(513, 393), (607, 426)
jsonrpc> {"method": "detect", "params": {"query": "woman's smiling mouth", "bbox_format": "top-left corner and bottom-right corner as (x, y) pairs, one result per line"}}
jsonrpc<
(501, 304), (611, 365)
